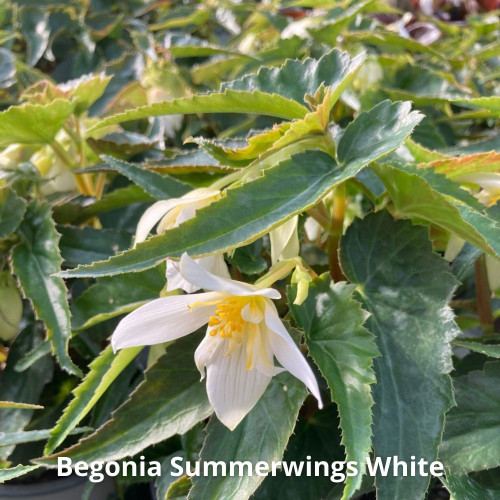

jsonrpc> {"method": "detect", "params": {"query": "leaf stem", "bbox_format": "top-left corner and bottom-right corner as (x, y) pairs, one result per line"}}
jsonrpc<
(327, 182), (346, 282)
(474, 254), (494, 335)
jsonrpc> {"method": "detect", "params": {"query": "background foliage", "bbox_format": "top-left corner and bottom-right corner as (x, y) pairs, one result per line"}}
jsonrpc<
(0, 0), (499, 499)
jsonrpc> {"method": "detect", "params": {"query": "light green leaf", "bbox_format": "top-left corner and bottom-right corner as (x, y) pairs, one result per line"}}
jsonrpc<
(289, 277), (379, 500)
(44, 346), (141, 455)
(0, 99), (75, 147)
(453, 339), (500, 358)
(58, 151), (358, 278)
(101, 155), (191, 200)
(440, 361), (500, 473)
(188, 372), (307, 500)
(372, 162), (500, 257)
(0, 465), (39, 483)
(0, 427), (90, 447)
(453, 96), (500, 117)
(86, 90), (308, 135)
(36, 333), (212, 465)
(0, 401), (43, 410)
(71, 267), (164, 331)
(337, 100), (423, 171)
(340, 211), (459, 499)
(11, 201), (80, 375)
(0, 188), (26, 238)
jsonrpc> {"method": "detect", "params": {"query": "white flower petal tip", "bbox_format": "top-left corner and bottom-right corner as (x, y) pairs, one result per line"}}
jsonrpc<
(110, 292), (220, 351)
(179, 253), (280, 299)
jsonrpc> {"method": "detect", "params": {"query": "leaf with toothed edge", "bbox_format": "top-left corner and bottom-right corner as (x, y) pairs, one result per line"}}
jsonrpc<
(44, 345), (142, 455)
(86, 90), (308, 135)
(11, 201), (81, 376)
(59, 102), (422, 279)
(35, 332), (212, 466)
(339, 211), (459, 499)
(188, 372), (307, 500)
(289, 276), (379, 500)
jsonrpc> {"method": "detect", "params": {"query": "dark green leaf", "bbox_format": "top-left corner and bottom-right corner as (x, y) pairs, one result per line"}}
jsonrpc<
(59, 150), (379, 278)
(58, 225), (131, 268)
(340, 211), (459, 499)
(11, 201), (80, 375)
(372, 162), (500, 257)
(101, 156), (191, 200)
(289, 276), (379, 500)
(0, 326), (52, 460)
(440, 361), (500, 473)
(188, 372), (307, 500)
(20, 7), (50, 66)
(223, 48), (365, 109)
(71, 267), (164, 331)
(0, 465), (39, 483)
(44, 346), (141, 455)
(0, 188), (26, 238)
(36, 332), (212, 465)
(337, 100), (423, 171)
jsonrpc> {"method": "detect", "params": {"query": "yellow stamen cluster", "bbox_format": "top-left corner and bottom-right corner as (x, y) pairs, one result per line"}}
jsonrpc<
(208, 297), (248, 339)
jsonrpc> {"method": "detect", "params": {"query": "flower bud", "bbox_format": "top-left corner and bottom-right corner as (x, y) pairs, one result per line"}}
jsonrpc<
(0, 272), (23, 342)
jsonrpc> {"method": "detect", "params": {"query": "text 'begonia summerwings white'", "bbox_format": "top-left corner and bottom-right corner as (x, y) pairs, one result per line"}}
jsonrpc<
(111, 254), (322, 430)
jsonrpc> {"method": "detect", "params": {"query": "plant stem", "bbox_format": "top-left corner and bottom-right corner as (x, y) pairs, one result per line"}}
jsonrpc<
(49, 140), (89, 195)
(474, 254), (494, 335)
(327, 183), (346, 282)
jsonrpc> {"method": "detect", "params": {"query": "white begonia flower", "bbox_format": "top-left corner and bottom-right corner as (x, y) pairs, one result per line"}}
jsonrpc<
(135, 188), (230, 293)
(457, 172), (500, 206)
(112, 254), (322, 430)
(147, 87), (183, 138)
(269, 216), (299, 264)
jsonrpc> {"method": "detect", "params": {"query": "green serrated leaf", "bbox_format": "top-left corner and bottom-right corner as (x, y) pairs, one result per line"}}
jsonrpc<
(0, 326), (52, 460)
(86, 90), (308, 135)
(44, 345), (141, 455)
(442, 470), (500, 500)
(11, 200), (80, 375)
(372, 162), (500, 257)
(440, 361), (500, 473)
(453, 96), (500, 117)
(0, 426), (90, 447)
(453, 340), (500, 358)
(0, 188), (26, 238)
(71, 267), (164, 331)
(222, 48), (365, 110)
(0, 99), (75, 146)
(289, 277), (379, 500)
(58, 151), (356, 278)
(0, 465), (39, 483)
(36, 332), (212, 465)
(188, 372), (307, 500)
(58, 225), (131, 268)
(340, 211), (459, 499)
(19, 7), (50, 66)
(101, 156), (191, 200)
(337, 100), (423, 170)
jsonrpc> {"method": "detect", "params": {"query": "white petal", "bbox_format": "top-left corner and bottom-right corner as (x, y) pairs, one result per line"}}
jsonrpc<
(270, 216), (299, 264)
(444, 234), (465, 262)
(134, 199), (182, 245)
(205, 338), (271, 430)
(304, 217), (321, 241)
(264, 303), (323, 408)
(166, 260), (200, 293)
(166, 254), (230, 293)
(194, 332), (220, 378)
(179, 253), (280, 299)
(458, 173), (500, 191)
(111, 292), (221, 351)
